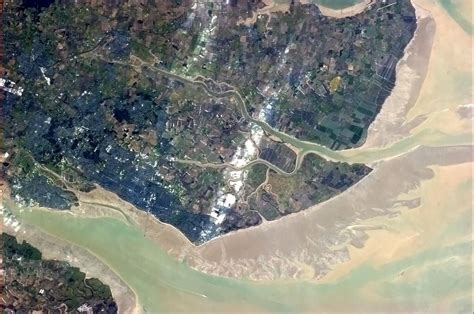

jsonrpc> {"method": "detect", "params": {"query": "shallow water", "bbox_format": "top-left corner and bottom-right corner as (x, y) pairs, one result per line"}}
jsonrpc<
(9, 200), (471, 313)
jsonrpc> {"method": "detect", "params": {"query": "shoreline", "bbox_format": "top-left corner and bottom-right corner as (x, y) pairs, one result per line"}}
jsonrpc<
(54, 144), (470, 281)
(186, 145), (472, 279)
(3, 0), (470, 294)
(3, 0), (440, 278)
(359, 0), (435, 149)
(4, 142), (472, 285)
(0, 0), (471, 311)
(186, 0), (438, 249)
(1, 206), (140, 314)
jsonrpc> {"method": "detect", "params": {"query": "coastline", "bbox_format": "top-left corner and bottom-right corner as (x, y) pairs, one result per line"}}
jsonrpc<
(3, 0), (440, 279)
(360, 1), (435, 149)
(47, 144), (470, 281)
(4, 142), (472, 312)
(135, 0), (471, 280)
(2, 1), (472, 311)
(189, 0), (435, 251)
(2, 208), (140, 314)
(184, 145), (472, 280)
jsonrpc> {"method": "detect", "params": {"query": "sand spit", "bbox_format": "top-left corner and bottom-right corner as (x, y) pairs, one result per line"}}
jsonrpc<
(2, 157), (139, 312)
(69, 186), (195, 257)
(2, 219), (138, 314)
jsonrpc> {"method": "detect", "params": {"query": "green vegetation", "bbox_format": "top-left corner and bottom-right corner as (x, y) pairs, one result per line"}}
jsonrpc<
(131, 38), (153, 61)
(1, 232), (117, 312)
(2, 233), (42, 260)
(246, 163), (268, 189)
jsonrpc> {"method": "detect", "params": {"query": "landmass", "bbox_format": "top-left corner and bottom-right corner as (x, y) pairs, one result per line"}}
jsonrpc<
(0, 232), (117, 313)
(1, 0), (416, 244)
